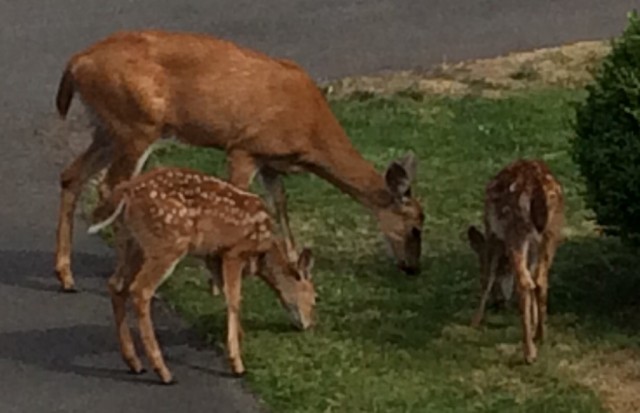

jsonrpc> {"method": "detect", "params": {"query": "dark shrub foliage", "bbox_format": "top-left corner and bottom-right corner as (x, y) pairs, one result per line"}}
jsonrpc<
(572, 10), (640, 244)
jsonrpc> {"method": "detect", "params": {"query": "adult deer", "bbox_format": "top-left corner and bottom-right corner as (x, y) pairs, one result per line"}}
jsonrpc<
(467, 159), (564, 364)
(54, 29), (424, 292)
(88, 166), (317, 383)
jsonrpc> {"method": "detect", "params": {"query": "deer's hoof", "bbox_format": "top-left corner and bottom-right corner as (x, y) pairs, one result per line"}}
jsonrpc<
(156, 368), (174, 385)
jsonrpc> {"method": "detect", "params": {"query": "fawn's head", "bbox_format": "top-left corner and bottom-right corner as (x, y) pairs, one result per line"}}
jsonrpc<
(377, 151), (424, 275)
(261, 240), (317, 330)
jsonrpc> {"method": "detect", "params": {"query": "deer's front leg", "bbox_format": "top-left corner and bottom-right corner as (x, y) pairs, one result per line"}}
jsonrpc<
(205, 255), (223, 297)
(221, 255), (246, 375)
(259, 168), (298, 262)
(511, 245), (537, 364)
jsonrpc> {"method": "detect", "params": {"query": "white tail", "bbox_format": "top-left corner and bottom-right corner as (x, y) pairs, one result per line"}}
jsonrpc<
(86, 139), (173, 235)
(86, 198), (126, 234)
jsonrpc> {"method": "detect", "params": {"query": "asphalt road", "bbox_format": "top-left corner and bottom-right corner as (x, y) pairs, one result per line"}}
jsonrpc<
(0, 1), (636, 412)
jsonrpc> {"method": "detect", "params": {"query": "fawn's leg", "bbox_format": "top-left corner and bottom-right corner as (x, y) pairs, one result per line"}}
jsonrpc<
(107, 236), (145, 374)
(221, 255), (246, 375)
(215, 149), (257, 296)
(204, 255), (246, 340)
(55, 127), (112, 291)
(533, 235), (558, 343)
(205, 255), (223, 296)
(259, 168), (298, 262)
(129, 250), (185, 384)
(510, 241), (537, 364)
(471, 245), (499, 327)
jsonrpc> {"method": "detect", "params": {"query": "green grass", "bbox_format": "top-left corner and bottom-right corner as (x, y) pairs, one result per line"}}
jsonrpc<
(126, 89), (640, 412)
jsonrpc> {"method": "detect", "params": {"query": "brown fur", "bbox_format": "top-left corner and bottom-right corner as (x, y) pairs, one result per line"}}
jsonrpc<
(467, 159), (564, 364)
(53, 29), (424, 291)
(96, 166), (317, 383)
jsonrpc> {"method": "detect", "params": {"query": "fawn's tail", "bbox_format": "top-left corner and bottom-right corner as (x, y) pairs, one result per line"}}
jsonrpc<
(86, 140), (171, 234)
(86, 185), (129, 235)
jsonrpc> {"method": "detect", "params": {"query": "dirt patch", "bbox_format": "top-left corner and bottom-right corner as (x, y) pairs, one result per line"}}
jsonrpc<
(321, 40), (610, 99)
(560, 348), (640, 413)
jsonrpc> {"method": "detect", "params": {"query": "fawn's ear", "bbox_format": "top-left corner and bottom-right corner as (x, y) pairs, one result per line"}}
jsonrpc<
(397, 150), (418, 182)
(385, 154), (416, 200)
(467, 225), (485, 254)
(297, 248), (314, 279)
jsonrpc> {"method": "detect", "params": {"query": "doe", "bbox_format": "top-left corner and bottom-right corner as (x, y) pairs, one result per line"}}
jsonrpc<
(54, 29), (424, 292)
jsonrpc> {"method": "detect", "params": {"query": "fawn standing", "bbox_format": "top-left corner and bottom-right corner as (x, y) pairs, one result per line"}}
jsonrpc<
(54, 29), (423, 292)
(467, 159), (564, 364)
(88, 166), (317, 384)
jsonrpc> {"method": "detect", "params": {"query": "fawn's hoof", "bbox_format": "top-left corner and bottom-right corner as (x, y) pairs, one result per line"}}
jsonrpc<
(127, 367), (147, 375)
(470, 314), (483, 328)
(60, 285), (78, 294)
(160, 377), (177, 386)
(524, 347), (538, 365)
(55, 269), (77, 293)
(229, 359), (246, 378)
(156, 368), (174, 385)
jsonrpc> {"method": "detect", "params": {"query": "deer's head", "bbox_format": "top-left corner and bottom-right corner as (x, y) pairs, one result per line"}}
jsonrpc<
(261, 240), (317, 330)
(377, 152), (424, 275)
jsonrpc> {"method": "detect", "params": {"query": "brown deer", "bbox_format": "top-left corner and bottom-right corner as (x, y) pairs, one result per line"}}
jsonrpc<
(88, 166), (317, 384)
(467, 159), (564, 364)
(54, 29), (424, 292)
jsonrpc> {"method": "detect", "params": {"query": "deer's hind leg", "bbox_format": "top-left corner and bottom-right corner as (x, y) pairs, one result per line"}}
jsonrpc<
(509, 239), (538, 364)
(108, 235), (145, 374)
(532, 234), (558, 344)
(221, 255), (247, 375)
(55, 125), (112, 292)
(91, 126), (159, 224)
(258, 167), (298, 262)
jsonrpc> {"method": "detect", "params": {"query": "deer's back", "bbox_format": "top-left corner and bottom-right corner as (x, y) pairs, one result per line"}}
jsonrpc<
(68, 30), (333, 156)
(121, 167), (273, 255)
(484, 159), (564, 241)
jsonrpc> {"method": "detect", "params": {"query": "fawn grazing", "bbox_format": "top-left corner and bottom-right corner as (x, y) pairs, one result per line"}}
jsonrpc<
(54, 29), (424, 292)
(467, 159), (564, 364)
(88, 166), (317, 383)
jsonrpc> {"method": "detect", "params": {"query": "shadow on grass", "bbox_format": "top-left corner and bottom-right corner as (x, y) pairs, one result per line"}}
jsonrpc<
(551, 235), (640, 336)
(312, 233), (640, 352)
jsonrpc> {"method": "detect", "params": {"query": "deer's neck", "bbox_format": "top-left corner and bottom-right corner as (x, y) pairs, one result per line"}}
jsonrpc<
(308, 126), (393, 212)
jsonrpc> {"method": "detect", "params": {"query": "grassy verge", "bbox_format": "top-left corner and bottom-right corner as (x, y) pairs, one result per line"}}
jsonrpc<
(96, 87), (640, 413)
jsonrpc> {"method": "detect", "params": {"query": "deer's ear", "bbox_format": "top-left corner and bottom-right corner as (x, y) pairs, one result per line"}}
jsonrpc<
(297, 248), (314, 279)
(398, 150), (418, 182)
(467, 225), (485, 254)
(385, 161), (412, 199)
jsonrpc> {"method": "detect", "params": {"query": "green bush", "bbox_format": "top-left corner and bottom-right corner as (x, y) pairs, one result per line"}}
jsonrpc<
(572, 10), (640, 243)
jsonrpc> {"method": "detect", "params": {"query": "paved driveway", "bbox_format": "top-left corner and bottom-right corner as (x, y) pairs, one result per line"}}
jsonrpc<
(0, 1), (635, 412)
